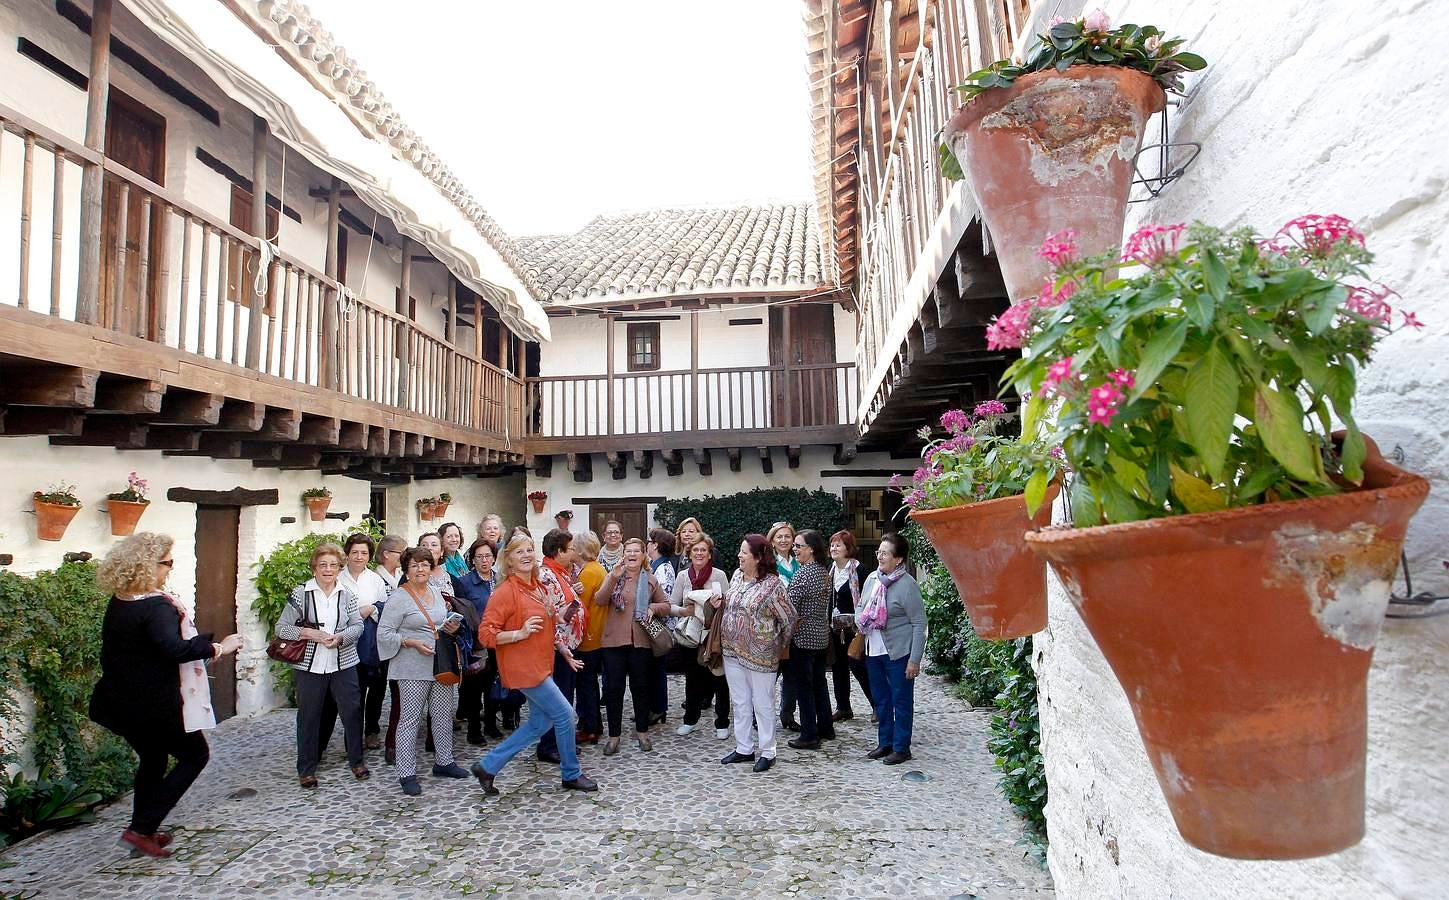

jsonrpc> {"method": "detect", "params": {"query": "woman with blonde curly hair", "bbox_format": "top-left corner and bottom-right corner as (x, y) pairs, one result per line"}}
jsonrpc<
(89, 533), (243, 859)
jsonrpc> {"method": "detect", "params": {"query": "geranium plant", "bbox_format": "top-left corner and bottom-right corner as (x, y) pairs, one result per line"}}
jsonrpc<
(939, 9), (1205, 178)
(301, 487), (331, 500)
(106, 472), (149, 504)
(894, 400), (1062, 513)
(1001, 215), (1421, 526)
(527, 490), (548, 502)
(34, 482), (80, 507)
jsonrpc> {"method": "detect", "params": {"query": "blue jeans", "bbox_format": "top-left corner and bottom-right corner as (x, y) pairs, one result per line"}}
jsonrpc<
(866, 653), (914, 753)
(480, 677), (580, 781)
(539, 652), (578, 757)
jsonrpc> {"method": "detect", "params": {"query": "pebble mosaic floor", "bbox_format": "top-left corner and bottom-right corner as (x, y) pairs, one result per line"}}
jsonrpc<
(0, 673), (1053, 898)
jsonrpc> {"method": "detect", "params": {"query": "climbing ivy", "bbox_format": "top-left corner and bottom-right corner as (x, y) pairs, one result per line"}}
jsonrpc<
(654, 488), (847, 573)
(0, 563), (136, 805)
(250, 519), (385, 700)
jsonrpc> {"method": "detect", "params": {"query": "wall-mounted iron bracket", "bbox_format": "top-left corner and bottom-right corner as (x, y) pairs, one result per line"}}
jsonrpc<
(1130, 99), (1200, 202)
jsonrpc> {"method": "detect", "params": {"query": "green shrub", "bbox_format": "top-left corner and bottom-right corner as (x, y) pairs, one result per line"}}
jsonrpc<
(655, 488), (847, 573)
(0, 563), (136, 810)
(988, 637), (1046, 834)
(251, 519), (385, 702)
(0, 770), (102, 846)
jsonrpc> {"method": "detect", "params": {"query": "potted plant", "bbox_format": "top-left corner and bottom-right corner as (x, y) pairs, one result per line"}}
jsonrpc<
(897, 401), (1062, 639)
(417, 497), (437, 521)
(1003, 216), (1428, 859)
(301, 487), (332, 522)
(940, 11), (1205, 302)
(105, 471), (150, 536)
(32, 482), (82, 542)
(434, 492), (452, 519)
(527, 490), (548, 514)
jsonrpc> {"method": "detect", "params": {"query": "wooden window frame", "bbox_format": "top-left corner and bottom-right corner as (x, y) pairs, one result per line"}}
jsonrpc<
(626, 322), (660, 372)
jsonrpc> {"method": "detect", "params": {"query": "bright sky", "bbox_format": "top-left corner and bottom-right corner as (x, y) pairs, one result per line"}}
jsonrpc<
(300, 0), (816, 238)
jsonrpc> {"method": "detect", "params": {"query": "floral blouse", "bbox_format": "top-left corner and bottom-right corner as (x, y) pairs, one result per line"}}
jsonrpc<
(719, 570), (796, 673)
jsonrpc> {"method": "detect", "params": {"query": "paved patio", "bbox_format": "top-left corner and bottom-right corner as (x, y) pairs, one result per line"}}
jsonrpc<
(0, 674), (1052, 898)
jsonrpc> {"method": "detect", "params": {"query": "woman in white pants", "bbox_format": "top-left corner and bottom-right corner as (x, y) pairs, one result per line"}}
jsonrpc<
(717, 534), (796, 773)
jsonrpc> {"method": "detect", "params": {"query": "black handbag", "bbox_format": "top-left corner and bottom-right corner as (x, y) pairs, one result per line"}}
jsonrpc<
(405, 590), (461, 686)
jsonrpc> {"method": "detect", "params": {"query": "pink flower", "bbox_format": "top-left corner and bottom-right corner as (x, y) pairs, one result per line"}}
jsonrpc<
(1043, 356), (1074, 393)
(913, 467), (931, 483)
(1145, 33), (1163, 53)
(1086, 380), (1125, 427)
(1121, 223), (1187, 267)
(904, 489), (927, 508)
(945, 434), (977, 452)
(1109, 368), (1136, 391)
(1401, 310), (1424, 330)
(1036, 229), (1079, 269)
(974, 399), (1008, 418)
(940, 409), (971, 434)
(1049, 446), (1065, 460)
(1272, 214), (1365, 258)
(1048, 15), (1066, 27)
(1034, 278), (1078, 309)
(888, 473), (902, 491)
(985, 302), (1034, 350)
(1082, 9), (1111, 32)
(1345, 284), (1393, 325)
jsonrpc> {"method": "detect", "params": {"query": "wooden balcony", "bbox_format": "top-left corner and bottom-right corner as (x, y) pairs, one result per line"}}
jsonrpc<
(0, 103), (525, 478)
(528, 362), (860, 478)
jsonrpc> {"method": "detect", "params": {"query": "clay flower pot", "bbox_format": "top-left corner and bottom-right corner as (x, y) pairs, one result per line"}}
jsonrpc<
(433, 500), (450, 520)
(304, 495), (331, 522)
(529, 496), (546, 514)
(107, 500), (149, 536)
(1024, 449), (1429, 859)
(909, 482), (1059, 639)
(418, 500), (437, 521)
(944, 67), (1165, 302)
(33, 496), (81, 541)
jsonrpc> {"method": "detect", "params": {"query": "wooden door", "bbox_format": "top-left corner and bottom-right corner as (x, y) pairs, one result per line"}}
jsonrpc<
(589, 503), (648, 544)
(101, 92), (166, 336)
(194, 505), (240, 721)
(769, 304), (838, 426)
(228, 184), (279, 305)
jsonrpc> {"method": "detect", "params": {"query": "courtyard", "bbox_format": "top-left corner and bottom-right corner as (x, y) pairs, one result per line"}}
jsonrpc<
(0, 674), (1051, 898)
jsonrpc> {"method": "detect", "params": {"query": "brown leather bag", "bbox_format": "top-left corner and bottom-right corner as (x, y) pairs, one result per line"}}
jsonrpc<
(847, 633), (866, 661)
(267, 590), (318, 663)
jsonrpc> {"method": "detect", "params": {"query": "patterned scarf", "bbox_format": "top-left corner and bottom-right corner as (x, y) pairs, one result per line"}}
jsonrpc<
(166, 592), (216, 733)
(610, 567), (651, 617)
(543, 556), (585, 649)
(857, 567), (904, 634)
(776, 555), (798, 582)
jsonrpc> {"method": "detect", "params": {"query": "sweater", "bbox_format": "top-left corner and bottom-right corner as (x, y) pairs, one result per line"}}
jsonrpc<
(860, 570), (927, 663)
(376, 583), (450, 681)
(90, 594), (215, 736)
(594, 569), (671, 649)
(787, 560), (832, 650)
(478, 575), (558, 690)
(577, 560), (608, 652)
(273, 583), (363, 673)
(719, 570), (795, 672)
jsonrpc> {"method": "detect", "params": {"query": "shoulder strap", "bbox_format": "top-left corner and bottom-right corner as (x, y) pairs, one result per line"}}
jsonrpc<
(407, 588), (439, 639)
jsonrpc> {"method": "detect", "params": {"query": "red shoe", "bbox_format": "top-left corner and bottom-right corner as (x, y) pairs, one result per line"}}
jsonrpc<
(575, 730), (600, 745)
(120, 829), (172, 858)
(155, 831), (173, 847)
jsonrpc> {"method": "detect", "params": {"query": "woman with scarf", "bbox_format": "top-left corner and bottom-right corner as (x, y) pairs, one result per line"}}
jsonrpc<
(473, 533), (596, 795)
(476, 514), (505, 548)
(719, 534), (796, 773)
(453, 538), (498, 745)
(765, 521), (800, 731)
(827, 530), (873, 722)
(339, 533), (390, 751)
(438, 522), (470, 579)
(417, 532), (454, 598)
(785, 529), (835, 750)
(536, 528), (587, 764)
(859, 532), (926, 765)
(672, 533), (730, 738)
(645, 528), (678, 726)
(90, 533), (243, 858)
(594, 537), (671, 754)
(597, 519), (625, 571)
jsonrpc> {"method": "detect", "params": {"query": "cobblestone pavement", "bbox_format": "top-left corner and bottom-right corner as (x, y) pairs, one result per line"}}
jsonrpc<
(0, 674), (1052, 898)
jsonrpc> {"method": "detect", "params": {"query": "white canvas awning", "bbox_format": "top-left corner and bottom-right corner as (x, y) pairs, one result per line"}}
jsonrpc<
(120, 0), (550, 342)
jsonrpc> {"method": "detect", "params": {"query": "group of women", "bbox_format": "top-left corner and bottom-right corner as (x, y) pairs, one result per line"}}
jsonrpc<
(86, 510), (926, 858)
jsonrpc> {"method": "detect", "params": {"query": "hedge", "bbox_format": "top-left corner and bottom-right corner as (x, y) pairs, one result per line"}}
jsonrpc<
(654, 487), (848, 571)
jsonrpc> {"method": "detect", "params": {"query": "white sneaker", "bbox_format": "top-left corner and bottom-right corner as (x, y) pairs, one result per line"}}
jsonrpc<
(676, 723), (697, 736)
(715, 727), (730, 740)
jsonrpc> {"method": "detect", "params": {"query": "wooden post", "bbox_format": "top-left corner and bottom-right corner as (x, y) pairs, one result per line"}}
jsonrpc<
(446, 275), (458, 346)
(322, 177), (340, 390)
(690, 310), (700, 432)
(605, 313), (615, 437)
(245, 115), (267, 369)
(496, 313), (507, 368)
(781, 305), (794, 427)
(396, 236), (411, 406)
(76, 0), (112, 325)
(444, 276), (457, 420)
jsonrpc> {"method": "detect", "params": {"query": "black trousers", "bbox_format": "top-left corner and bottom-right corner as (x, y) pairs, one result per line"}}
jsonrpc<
(575, 648), (604, 734)
(459, 662), (488, 732)
(602, 645), (652, 737)
(683, 658), (729, 729)
(359, 664), (388, 736)
(789, 646), (835, 742)
(123, 724), (209, 835)
(538, 651), (579, 755)
(830, 630), (873, 713)
(779, 663), (797, 723)
(296, 668), (364, 776)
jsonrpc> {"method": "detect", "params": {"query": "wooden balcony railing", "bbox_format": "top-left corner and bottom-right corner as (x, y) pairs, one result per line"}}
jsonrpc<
(0, 101), (524, 444)
(531, 362), (859, 442)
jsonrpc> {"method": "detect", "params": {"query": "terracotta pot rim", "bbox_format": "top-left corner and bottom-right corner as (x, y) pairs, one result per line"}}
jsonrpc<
(945, 65), (1167, 138)
(908, 482), (1061, 524)
(1024, 471), (1430, 551)
(107, 499), (150, 506)
(33, 497), (81, 508)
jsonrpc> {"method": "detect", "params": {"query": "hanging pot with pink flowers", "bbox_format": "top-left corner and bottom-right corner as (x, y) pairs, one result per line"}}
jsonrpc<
(105, 471), (151, 536)
(939, 11), (1205, 303)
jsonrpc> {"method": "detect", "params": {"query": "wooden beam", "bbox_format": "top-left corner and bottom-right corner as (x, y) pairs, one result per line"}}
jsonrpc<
(661, 449), (683, 477)
(834, 442), (858, 466)
(50, 418), (147, 449)
(239, 441), (283, 462)
(727, 447), (742, 472)
(216, 400), (265, 432)
(786, 445), (802, 469)
(143, 428), (200, 451)
(2, 366), (99, 407)
(322, 177), (341, 390)
(155, 390), (222, 425)
(0, 407), (84, 436)
(275, 446), (323, 469)
(94, 378), (163, 414)
(260, 407), (301, 440)
(299, 415), (341, 446)
(367, 426), (390, 456)
(605, 314), (615, 436)
(165, 486), (279, 506)
(75, 0), (112, 324)
(338, 421), (369, 450)
(689, 311), (699, 432)
(403, 432), (423, 457)
(693, 447), (712, 476)
(632, 449), (653, 479)
(244, 114), (267, 369)
(533, 455), (553, 478)
(759, 446), (773, 475)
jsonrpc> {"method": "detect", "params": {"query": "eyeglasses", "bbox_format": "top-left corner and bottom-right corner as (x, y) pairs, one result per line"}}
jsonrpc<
(792, 542), (806, 549)
(158, 559), (174, 568)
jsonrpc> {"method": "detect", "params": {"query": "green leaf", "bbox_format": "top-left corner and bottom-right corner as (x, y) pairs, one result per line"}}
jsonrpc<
(1338, 415), (1366, 485)
(1302, 284), (1347, 336)
(1129, 317), (1189, 402)
(1172, 51), (1208, 70)
(1024, 469), (1050, 516)
(1184, 344), (1238, 481)
(1235, 462), (1283, 502)
(1096, 476), (1142, 524)
(1069, 477), (1101, 526)
(1181, 290), (1216, 329)
(1020, 392), (1047, 441)
(1253, 383), (1319, 481)
(1201, 249), (1229, 303)
(937, 142), (964, 181)
(1170, 463), (1228, 513)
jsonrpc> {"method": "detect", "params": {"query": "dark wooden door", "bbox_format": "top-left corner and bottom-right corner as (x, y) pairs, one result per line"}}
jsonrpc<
(101, 92), (165, 336)
(769, 304), (837, 426)
(194, 505), (240, 721)
(590, 503), (648, 544)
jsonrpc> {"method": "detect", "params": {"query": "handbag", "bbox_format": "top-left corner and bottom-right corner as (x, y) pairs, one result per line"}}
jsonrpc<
(638, 612), (673, 657)
(406, 588), (461, 686)
(847, 633), (866, 661)
(669, 588), (712, 648)
(267, 590), (319, 663)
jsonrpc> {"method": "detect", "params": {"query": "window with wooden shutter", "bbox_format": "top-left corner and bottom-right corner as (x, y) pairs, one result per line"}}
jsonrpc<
(627, 323), (660, 372)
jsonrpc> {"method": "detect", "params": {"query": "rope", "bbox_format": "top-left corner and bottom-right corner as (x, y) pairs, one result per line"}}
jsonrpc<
(252, 143), (287, 298)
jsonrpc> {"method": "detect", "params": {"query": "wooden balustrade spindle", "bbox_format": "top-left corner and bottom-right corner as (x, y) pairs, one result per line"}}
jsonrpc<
(136, 196), (152, 338)
(18, 134), (34, 309)
(49, 149), (64, 316)
(196, 225), (210, 353)
(176, 215), (191, 349)
(112, 180), (129, 330)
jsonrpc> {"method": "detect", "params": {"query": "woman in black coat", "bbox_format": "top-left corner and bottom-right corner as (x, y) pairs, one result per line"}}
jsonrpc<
(89, 533), (242, 859)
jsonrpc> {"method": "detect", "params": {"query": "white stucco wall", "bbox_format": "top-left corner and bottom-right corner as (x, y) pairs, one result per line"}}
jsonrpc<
(1034, 2), (1449, 897)
(382, 473), (526, 544)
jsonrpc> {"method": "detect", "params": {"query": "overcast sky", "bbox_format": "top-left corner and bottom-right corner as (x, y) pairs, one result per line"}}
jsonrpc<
(300, 0), (816, 237)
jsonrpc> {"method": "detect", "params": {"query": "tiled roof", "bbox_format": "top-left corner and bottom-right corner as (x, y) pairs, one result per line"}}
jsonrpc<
(516, 204), (828, 304)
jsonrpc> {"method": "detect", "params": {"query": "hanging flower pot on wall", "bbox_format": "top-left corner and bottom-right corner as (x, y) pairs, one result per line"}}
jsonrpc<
(302, 489), (331, 522)
(528, 491), (547, 514)
(106, 501), (149, 536)
(434, 493), (451, 520)
(32, 491), (82, 542)
(418, 498), (437, 521)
